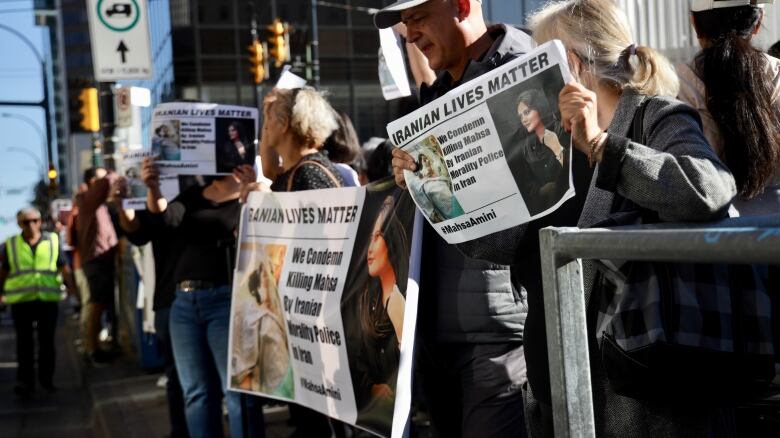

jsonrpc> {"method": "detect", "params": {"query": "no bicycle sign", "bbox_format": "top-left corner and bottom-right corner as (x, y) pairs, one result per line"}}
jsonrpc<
(87, 0), (153, 81)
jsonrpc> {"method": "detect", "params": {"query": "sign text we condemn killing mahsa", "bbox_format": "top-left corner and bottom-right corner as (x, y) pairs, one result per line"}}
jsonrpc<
(229, 183), (419, 438)
(387, 41), (576, 244)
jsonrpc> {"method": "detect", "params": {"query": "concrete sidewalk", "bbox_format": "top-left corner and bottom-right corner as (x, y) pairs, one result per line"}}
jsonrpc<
(0, 303), (296, 437)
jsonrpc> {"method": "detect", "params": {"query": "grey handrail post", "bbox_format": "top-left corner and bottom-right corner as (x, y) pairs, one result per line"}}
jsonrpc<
(539, 227), (595, 438)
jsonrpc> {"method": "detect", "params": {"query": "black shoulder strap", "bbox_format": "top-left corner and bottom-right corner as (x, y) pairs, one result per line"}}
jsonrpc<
(631, 97), (651, 144)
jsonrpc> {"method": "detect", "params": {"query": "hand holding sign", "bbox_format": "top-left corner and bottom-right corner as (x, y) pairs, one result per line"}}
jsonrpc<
(559, 81), (602, 156)
(391, 147), (417, 189)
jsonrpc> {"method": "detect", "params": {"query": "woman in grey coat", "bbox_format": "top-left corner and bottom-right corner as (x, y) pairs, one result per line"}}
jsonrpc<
(392, 0), (738, 436)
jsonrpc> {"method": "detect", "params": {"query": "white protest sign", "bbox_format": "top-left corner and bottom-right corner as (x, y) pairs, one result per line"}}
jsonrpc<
(87, 0), (153, 81)
(119, 150), (180, 210)
(151, 102), (259, 175)
(276, 66), (307, 90)
(386, 41), (575, 244)
(378, 28), (411, 100)
(228, 183), (419, 438)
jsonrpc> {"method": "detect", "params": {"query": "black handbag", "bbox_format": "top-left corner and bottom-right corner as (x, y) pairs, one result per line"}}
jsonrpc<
(591, 98), (776, 403)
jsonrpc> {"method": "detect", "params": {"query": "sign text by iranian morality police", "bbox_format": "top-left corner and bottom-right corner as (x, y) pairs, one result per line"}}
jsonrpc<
(228, 184), (418, 438)
(387, 41), (575, 243)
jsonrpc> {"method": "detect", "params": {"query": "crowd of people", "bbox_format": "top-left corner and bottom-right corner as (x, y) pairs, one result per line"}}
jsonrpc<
(1, 0), (779, 437)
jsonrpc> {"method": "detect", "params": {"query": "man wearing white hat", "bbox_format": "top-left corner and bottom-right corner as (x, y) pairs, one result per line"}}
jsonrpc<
(375, 1), (535, 437)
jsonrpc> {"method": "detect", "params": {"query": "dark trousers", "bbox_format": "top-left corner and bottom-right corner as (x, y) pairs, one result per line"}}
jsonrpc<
(155, 307), (189, 438)
(11, 300), (59, 387)
(418, 339), (527, 438)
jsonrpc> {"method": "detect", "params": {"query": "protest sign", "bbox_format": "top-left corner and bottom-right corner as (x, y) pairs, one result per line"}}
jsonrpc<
(378, 28), (411, 100)
(119, 150), (180, 210)
(228, 181), (418, 438)
(386, 41), (575, 244)
(152, 102), (258, 175)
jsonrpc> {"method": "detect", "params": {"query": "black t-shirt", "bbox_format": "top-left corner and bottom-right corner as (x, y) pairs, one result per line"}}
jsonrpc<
(271, 152), (345, 192)
(162, 185), (241, 286)
(125, 210), (180, 310)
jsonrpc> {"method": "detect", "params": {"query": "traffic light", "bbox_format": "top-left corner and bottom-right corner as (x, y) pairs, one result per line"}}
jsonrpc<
(48, 164), (58, 194)
(267, 19), (290, 68)
(78, 87), (100, 132)
(248, 39), (266, 84)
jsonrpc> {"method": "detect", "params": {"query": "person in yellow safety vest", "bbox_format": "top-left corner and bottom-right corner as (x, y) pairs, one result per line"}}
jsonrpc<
(0, 207), (75, 398)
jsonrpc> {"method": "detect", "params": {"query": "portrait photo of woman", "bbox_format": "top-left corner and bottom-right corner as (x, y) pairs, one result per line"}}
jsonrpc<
(509, 88), (571, 215)
(230, 253), (293, 399)
(217, 120), (255, 173)
(354, 194), (410, 431)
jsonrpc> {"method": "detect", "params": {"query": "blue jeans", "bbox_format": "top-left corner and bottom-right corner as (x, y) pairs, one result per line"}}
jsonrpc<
(170, 285), (265, 438)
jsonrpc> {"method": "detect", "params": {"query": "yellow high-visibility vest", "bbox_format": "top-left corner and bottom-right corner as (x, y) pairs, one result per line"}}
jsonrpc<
(3, 232), (62, 304)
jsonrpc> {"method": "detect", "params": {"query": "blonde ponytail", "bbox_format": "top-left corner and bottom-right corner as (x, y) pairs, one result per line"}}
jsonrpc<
(530, 0), (678, 97)
(629, 46), (679, 97)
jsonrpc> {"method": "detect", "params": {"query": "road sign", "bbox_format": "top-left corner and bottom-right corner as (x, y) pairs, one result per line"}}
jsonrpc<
(86, 0), (153, 81)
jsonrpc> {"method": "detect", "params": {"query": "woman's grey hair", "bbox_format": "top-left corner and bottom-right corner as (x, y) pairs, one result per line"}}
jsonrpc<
(17, 207), (41, 221)
(267, 87), (339, 148)
(529, 0), (679, 97)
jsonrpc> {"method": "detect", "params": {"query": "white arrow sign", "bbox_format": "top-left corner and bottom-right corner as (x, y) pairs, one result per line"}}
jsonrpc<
(87, 0), (153, 81)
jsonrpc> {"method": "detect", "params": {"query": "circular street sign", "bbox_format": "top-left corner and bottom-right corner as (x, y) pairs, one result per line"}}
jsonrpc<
(97, 0), (140, 32)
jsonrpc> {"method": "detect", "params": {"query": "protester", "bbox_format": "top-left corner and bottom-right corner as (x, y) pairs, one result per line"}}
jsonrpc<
(111, 176), (190, 438)
(364, 140), (395, 183)
(376, 0), (535, 436)
(67, 184), (92, 353)
(323, 110), (362, 186)
(240, 86), (343, 437)
(678, 0), (780, 216)
(0, 207), (75, 398)
(143, 160), (265, 438)
(76, 167), (119, 364)
(389, 0), (734, 436)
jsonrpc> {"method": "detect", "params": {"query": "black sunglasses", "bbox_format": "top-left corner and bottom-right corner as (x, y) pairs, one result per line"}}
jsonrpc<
(21, 218), (41, 225)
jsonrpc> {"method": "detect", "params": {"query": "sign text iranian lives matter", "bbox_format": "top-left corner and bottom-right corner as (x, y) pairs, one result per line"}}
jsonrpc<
(152, 102), (258, 175)
(386, 41), (575, 244)
(228, 183), (418, 438)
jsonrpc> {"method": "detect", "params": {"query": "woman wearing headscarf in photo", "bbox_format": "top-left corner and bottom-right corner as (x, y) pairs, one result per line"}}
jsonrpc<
(408, 152), (465, 223)
(231, 260), (292, 396)
(355, 195), (409, 432)
(510, 89), (570, 215)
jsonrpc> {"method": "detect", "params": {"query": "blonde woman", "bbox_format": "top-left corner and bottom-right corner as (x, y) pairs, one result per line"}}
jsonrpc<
(240, 86), (344, 436)
(431, 1), (736, 436)
(260, 87), (344, 191)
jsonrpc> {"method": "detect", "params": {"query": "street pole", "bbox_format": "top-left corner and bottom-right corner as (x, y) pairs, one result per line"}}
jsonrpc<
(310, 0), (320, 88)
(0, 24), (52, 172)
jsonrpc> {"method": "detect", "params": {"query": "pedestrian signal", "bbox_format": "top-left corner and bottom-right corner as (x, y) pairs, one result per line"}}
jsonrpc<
(267, 19), (290, 68)
(78, 87), (100, 132)
(248, 40), (266, 84)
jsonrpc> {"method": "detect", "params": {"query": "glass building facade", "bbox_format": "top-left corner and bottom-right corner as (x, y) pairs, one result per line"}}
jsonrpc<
(167, 0), (546, 142)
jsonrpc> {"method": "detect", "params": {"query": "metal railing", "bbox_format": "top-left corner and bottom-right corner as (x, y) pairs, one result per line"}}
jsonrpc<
(539, 214), (780, 438)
